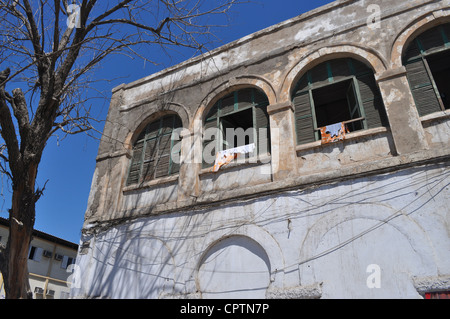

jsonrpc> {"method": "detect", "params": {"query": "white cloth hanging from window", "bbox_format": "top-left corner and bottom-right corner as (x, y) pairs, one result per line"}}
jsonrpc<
(326, 123), (343, 138)
(212, 143), (255, 172)
(320, 122), (348, 144)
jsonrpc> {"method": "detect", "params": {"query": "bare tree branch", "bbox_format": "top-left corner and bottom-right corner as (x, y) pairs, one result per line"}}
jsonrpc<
(0, 0), (241, 298)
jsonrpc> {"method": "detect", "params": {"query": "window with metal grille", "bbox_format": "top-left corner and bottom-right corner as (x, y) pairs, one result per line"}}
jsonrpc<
(127, 115), (182, 186)
(403, 23), (450, 116)
(203, 88), (270, 168)
(292, 58), (388, 145)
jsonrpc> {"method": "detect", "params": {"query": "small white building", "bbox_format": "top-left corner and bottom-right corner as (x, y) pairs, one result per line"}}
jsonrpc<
(0, 217), (78, 299)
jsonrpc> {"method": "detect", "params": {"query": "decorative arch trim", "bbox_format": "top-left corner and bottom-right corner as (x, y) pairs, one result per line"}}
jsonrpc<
(124, 102), (189, 149)
(390, 8), (450, 68)
(297, 204), (439, 285)
(192, 224), (285, 290)
(280, 45), (388, 104)
(194, 75), (277, 126)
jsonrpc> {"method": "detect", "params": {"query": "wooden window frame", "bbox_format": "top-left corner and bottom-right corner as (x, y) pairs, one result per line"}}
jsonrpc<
(203, 88), (270, 168)
(292, 58), (386, 146)
(126, 115), (182, 186)
(403, 24), (450, 116)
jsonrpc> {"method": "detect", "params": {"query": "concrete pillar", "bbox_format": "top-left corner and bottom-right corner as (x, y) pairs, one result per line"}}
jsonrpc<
(267, 102), (298, 180)
(376, 67), (429, 155)
(177, 129), (201, 203)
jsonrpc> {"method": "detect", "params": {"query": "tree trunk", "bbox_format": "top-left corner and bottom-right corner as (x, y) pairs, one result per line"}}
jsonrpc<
(4, 162), (39, 299)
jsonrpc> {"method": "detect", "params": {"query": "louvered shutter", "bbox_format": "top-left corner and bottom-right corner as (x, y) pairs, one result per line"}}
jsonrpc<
(220, 93), (235, 116)
(356, 74), (388, 129)
(293, 91), (316, 145)
(405, 58), (441, 116)
(127, 140), (144, 185)
(203, 119), (218, 168)
(170, 123), (182, 175)
(403, 41), (421, 63)
(310, 62), (329, 87)
(330, 59), (352, 81)
(154, 134), (172, 178)
(255, 104), (270, 156)
(127, 115), (182, 185)
(238, 89), (253, 110)
(141, 138), (157, 182)
(418, 28), (445, 54)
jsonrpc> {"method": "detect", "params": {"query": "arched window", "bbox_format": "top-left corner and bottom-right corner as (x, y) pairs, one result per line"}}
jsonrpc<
(203, 88), (270, 168)
(127, 114), (182, 186)
(292, 58), (388, 145)
(403, 23), (450, 116)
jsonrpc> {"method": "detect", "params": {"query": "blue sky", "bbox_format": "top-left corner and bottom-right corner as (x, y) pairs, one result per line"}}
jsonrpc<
(0, 0), (335, 244)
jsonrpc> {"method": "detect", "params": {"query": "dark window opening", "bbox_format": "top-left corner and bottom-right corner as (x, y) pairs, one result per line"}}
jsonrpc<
(293, 58), (386, 146)
(312, 79), (364, 135)
(203, 88), (270, 169)
(426, 50), (450, 110)
(29, 246), (36, 260)
(221, 108), (254, 149)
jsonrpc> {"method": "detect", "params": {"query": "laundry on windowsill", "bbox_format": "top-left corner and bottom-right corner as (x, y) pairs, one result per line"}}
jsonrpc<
(320, 122), (349, 144)
(212, 143), (256, 172)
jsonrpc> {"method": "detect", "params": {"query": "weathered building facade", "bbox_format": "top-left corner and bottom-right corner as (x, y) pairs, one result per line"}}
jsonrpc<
(73, 0), (450, 299)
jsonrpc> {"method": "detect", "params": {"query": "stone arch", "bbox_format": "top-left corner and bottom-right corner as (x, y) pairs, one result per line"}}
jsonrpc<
(297, 204), (439, 298)
(390, 9), (450, 68)
(193, 75), (277, 126)
(280, 45), (388, 104)
(123, 102), (190, 149)
(196, 235), (270, 299)
(193, 224), (285, 298)
(86, 224), (177, 299)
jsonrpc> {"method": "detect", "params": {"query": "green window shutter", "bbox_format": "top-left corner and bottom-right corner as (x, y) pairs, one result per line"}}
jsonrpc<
(145, 121), (160, 139)
(329, 59), (352, 81)
(293, 91), (316, 145)
(206, 103), (218, 120)
(141, 159), (156, 182)
(127, 140), (144, 186)
(220, 93), (235, 116)
(255, 104), (270, 156)
(443, 24), (450, 47)
(170, 128), (182, 176)
(144, 139), (158, 162)
(405, 59), (441, 116)
(356, 74), (389, 129)
(310, 62), (329, 87)
(418, 27), (445, 54)
(127, 115), (182, 185)
(237, 89), (253, 110)
(293, 75), (309, 93)
(203, 119), (218, 168)
(403, 41), (422, 64)
(170, 153), (180, 176)
(142, 142), (157, 183)
(253, 88), (269, 105)
(203, 88), (271, 166)
(154, 134), (172, 179)
(253, 89), (270, 155)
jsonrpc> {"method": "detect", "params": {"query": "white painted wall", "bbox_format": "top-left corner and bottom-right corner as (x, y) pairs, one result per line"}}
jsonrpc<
(72, 163), (450, 299)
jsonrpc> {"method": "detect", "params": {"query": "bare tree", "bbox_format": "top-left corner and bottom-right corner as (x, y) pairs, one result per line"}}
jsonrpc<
(0, 0), (239, 299)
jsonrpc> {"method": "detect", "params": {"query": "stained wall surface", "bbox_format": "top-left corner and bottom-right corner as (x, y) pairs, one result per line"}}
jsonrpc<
(73, 0), (450, 299)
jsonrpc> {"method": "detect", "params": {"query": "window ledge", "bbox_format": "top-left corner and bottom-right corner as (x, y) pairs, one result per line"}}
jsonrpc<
(123, 174), (179, 193)
(420, 110), (450, 124)
(296, 127), (389, 153)
(200, 154), (272, 176)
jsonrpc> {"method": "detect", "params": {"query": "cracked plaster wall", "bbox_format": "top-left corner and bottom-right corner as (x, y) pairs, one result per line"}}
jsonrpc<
(76, 0), (450, 299)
